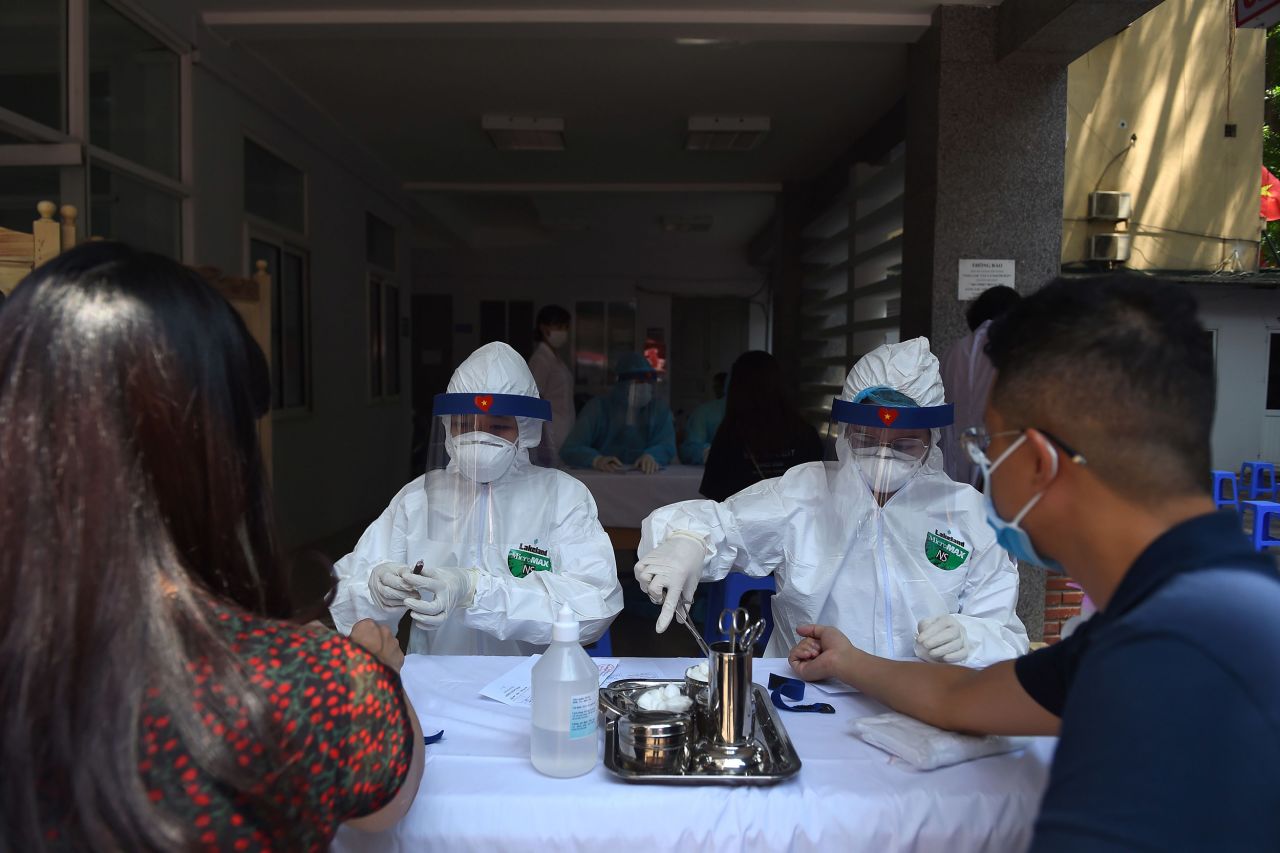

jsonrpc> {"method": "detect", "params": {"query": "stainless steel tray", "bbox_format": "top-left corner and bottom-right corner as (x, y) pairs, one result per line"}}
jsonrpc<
(600, 679), (802, 786)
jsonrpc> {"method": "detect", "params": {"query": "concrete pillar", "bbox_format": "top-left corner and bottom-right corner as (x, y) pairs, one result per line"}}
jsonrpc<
(901, 6), (1068, 358)
(901, 6), (1072, 639)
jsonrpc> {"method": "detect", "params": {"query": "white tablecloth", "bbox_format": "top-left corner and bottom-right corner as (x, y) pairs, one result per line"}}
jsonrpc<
(333, 656), (1055, 853)
(567, 464), (706, 528)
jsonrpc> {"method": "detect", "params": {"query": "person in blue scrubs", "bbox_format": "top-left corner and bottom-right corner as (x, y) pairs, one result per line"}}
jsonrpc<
(680, 371), (727, 465)
(786, 275), (1280, 852)
(561, 352), (676, 474)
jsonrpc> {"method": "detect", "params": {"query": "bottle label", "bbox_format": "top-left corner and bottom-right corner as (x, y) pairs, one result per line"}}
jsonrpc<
(568, 692), (597, 740)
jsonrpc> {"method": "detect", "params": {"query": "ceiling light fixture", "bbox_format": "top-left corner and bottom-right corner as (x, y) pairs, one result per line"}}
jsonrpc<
(685, 116), (770, 152)
(482, 115), (566, 151)
(674, 37), (722, 46)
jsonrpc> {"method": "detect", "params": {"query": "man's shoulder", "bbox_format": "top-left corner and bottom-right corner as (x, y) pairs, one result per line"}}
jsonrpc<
(1121, 565), (1280, 671)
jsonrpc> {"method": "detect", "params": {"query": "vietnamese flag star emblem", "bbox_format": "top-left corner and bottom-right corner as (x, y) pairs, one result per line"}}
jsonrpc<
(1261, 167), (1280, 222)
(877, 407), (899, 427)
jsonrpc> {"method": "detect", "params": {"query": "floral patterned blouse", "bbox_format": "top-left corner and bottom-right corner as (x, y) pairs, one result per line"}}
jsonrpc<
(127, 606), (414, 851)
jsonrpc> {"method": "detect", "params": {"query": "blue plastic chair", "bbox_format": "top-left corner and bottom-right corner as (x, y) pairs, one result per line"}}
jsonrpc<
(702, 574), (776, 651)
(1241, 461), (1276, 501)
(1242, 501), (1280, 552)
(585, 627), (613, 658)
(1211, 470), (1240, 512)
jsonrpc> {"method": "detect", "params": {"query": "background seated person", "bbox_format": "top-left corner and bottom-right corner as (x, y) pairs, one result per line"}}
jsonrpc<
(560, 351), (676, 475)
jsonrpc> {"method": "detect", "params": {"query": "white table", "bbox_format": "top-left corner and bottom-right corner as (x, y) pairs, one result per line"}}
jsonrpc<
(333, 656), (1055, 853)
(568, 464), (705, 530)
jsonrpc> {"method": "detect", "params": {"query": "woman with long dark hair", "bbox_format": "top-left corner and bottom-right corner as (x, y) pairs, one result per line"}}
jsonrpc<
(699, 350), (823, 501)
(0, 242), (422, 850)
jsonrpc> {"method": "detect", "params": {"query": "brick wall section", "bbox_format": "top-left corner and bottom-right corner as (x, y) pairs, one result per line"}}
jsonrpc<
(1043, 576), (1084, 644)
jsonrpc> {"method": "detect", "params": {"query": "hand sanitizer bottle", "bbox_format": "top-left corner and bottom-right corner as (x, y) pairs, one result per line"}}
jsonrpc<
(531, 603), (599, 777)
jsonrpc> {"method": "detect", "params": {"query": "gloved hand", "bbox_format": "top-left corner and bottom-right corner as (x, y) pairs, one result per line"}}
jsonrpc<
(914, 615), (971, 664)
(369, 561), (415, 610)
(592, 455), (625, 473)
(702, 446), (710, 464)
(403, 566), (479, 630)
(634, 532), (707, 633)
(636, 453), (659, 474)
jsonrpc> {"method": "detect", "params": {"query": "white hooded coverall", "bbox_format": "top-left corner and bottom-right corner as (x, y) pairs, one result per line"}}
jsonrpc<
(640, 338), (1028, 666)
(330, 342), (624, 655)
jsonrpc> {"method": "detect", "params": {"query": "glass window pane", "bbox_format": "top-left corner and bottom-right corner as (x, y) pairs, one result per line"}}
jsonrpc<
(281, 250), (307, 409)
(0, 0), (66, 131)
(385, 283), (400, 396)
(0, 166), (60, 233)
(607, 300), (636, 371)
(250, 239), (282, 408)
(575, 300), (605, 392)
(369, 277), (383, 397)
(244, 139), (305, 234)
(89, 0), (179, 178)
(90, 164), (180, 257)
(366, 213), (396, 270)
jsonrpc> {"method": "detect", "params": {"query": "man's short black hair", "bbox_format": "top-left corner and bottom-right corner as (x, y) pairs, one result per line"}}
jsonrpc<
(985, 275), (1213, 499)
(966, 285), (1021, 331)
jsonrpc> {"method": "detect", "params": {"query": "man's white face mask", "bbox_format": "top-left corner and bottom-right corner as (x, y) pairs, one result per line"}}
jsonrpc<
(451, 432), (518, 483)
(546, 329), (569, 349)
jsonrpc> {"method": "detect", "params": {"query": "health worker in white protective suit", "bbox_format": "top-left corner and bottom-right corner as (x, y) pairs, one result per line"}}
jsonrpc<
(329, 342), (623, 655)
(635, 338), (1028, 667)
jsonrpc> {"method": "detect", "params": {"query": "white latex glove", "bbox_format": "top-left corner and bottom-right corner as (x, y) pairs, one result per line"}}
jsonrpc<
(914, 615), (971, 664)
(634, 532), (707, 634)
(593, 455), (625, 473)
(702, 446), (710, 463)
(403, 566), (479, 630)
(368, 561), (415, 611)
(636, 453), (659, 474)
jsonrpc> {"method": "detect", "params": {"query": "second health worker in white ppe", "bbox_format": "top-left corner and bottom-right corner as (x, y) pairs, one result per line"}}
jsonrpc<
(636, 338), (1028, 667)
(330, 342), (623, 655)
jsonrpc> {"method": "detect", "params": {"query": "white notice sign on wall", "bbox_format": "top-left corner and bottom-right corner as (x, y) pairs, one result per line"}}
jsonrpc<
(958, 259), (1015, 300)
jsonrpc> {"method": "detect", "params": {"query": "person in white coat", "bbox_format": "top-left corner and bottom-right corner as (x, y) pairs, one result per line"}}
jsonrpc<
(527, 304), (575, 467)
(635, 338), (1028, 668)
(329, 341), (623, 655)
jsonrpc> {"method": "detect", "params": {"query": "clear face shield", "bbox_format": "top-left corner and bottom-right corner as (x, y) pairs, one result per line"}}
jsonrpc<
(424, 392), (552, 546)
(616, 371), (666, 427)
(828, 393), (955, 500)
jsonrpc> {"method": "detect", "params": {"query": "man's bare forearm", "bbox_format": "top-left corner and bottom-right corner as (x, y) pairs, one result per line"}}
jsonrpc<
(837, 651), (1059, 736)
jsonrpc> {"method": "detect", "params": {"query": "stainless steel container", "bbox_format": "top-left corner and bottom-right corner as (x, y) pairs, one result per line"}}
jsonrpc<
(617, 710), (692, 773)
(708, 640), (755, 746)
(685, 675), (712, 740)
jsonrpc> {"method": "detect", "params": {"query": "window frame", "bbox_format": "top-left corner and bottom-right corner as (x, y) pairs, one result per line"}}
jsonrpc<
(0, 0), (192, 258)
(367, 269), (402, 404)
(246, 224), (313, 418)
(242, 132), (309, 238)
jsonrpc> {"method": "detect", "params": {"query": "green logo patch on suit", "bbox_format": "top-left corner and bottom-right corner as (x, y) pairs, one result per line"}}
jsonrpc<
(925, 530), (970, 571)
(508, 542), (553, 578)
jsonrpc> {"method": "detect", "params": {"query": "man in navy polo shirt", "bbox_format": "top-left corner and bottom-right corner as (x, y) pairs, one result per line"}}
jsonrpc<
(788, 275), (1280, 851)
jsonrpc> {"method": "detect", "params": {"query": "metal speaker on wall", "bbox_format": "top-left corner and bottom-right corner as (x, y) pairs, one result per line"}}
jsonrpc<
(1089, 233), (1132, 263)
(1088, 191), (1132, 222)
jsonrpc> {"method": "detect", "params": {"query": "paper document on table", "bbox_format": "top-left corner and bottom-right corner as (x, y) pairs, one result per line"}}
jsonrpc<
(810, 678), (859, 695)
(608, 660), (667, 683)
(479, 656), (621, 707)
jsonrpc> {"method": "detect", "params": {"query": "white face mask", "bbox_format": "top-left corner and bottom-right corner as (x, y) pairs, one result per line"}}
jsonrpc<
(546, 329), (569, 349)
(629, 383), (654, 408)
(450, 432), (518, 483)
(846, 446), (921, 495)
